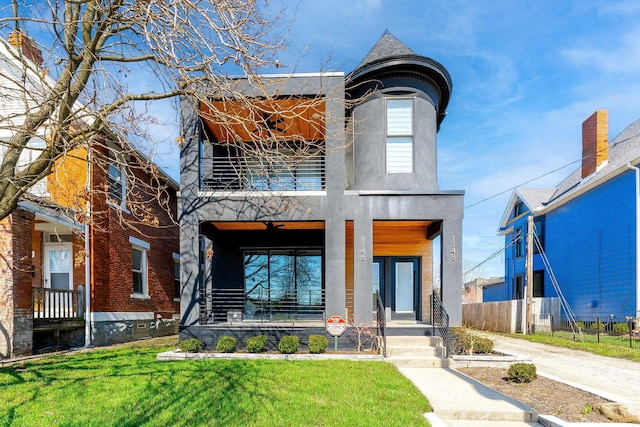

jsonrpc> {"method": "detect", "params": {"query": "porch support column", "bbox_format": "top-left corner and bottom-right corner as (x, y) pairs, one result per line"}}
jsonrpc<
(441, 217), (463, 326)
(179, 95), (203, 330)
(352, 216), (373, 323)
(325, 219), (345, 319)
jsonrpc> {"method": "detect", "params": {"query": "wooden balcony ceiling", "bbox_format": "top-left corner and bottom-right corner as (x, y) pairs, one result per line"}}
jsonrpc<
(201, 98), (325, 143)
(210, 221), (325, 231)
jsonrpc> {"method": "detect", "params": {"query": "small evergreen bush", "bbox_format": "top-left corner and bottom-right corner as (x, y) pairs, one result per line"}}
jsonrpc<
(246, 335), (268, 353)
(179, 338), (204, 353)
(507, 363), (537, 383)
(216, 336), (237, 353)
(612, 322), (629, 336)
(278, 335), (299, 354)
(308, 335), (328, 354)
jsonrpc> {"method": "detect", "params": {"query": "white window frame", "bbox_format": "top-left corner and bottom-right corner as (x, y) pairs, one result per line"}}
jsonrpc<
(385, 98), (414, 174)
(107, 146), (129, 212)
(130, 236), (150, 299)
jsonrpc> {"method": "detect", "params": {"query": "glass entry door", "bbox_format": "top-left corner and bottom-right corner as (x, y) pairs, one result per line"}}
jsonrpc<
(44, 244), (73, 290)
(373, 257), (420, 320)
(394, 261), (414, 313)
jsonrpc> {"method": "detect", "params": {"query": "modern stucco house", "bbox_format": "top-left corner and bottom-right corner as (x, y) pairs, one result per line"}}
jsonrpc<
(499, 110), (640, 321)
(0, 33), (180, 358)
(178, 31), (464, 347)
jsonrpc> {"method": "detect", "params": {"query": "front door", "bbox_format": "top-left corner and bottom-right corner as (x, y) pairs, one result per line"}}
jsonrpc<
(374, 257), (420, 321)
(394, 260), (414, 312)
(44, 244), (73, 290)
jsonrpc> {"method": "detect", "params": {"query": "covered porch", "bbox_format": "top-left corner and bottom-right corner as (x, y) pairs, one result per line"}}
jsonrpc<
(198, 221), (326, 324)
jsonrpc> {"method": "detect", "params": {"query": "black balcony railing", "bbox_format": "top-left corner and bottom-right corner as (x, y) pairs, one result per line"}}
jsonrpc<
(200, 156), (325, 191)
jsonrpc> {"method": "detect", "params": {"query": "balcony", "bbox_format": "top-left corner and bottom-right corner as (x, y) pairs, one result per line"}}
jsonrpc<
(200, 155), (325, 192)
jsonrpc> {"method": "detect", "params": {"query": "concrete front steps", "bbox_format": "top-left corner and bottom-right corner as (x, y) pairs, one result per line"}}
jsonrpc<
(385, 335), (449, 368)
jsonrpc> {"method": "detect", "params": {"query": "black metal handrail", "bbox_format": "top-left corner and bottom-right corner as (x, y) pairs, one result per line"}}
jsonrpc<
(431, 292), (450, 357)
(375, 291), (386, 357)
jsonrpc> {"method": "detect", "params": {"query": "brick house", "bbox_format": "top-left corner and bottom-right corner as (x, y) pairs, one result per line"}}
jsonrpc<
(0, 34), (180, 358)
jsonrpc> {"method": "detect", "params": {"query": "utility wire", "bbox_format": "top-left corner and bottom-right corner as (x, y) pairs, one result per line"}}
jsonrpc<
(464, 131), (640, 210)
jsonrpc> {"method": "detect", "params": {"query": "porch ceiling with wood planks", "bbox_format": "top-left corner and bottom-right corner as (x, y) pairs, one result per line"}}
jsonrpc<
(209, 221), (325, 231)
(200, 98), (326, 143)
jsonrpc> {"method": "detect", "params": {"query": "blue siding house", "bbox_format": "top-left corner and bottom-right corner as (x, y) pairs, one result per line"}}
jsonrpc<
(499, 110), (640, 320)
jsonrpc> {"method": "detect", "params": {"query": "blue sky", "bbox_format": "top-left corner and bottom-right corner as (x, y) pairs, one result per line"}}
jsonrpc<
(235, 0), (640, 279)
(12, 1), (640, 279)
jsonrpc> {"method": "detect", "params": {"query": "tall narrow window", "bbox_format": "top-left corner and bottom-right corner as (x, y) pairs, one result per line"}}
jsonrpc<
(173, 253), (181, 299)
(108, 148), (126, 208)
(130, 237), (149, 297)
(386, 99), (413, 173)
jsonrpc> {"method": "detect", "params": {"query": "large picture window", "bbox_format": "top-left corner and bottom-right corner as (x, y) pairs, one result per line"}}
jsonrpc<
(386, 99), (413, 173)
(244, 249), (323, 319)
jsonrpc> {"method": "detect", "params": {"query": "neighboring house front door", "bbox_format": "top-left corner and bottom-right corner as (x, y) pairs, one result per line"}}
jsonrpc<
(44, 243), (73, 290)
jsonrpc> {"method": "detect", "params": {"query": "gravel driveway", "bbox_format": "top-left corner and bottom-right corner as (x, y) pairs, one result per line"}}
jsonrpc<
(481, 333), (640, 404)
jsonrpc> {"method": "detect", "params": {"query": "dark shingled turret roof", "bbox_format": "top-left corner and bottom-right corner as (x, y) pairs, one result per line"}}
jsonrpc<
(347, 30), (453, 128)
(354, 29), (417, 70)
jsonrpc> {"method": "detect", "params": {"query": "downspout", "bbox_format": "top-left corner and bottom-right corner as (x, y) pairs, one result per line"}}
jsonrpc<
(626, 163), (640, 320)
(84, 144), (92, 347)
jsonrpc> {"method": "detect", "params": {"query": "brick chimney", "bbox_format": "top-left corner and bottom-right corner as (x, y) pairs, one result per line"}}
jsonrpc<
(8, 32), (43, 67)
(582, 110), (608, 179)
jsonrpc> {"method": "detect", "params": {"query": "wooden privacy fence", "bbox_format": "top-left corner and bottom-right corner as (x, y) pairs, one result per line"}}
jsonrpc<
(462, 297), (560, 333)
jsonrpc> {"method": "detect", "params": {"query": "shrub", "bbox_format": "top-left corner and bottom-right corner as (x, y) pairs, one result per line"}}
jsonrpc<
(216, 336), (237, 353)
(464, 335), (494, 354)
(179, 338), (204, 353)
(246, 335), (268, 353)
(308, 335), (328, 354)
(507, 363), (537, 383)
(574, 321), (586, 331)
(612, 322), (629, 336)
(589, 320), (604, 333)
(449, 329), (494, 355)
(278, 335), (300, 354)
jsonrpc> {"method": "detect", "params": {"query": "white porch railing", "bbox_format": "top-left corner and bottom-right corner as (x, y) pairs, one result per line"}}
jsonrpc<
(33, 286), (84, 320)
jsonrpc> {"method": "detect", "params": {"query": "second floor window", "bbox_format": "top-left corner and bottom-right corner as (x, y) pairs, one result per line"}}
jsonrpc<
(108, 149), (126, 208)
(515, 226), (525, 258)
(386, 99), (413, 173)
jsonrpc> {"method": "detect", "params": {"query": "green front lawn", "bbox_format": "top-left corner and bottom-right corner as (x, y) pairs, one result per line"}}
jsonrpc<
(0, 338), (431, 426)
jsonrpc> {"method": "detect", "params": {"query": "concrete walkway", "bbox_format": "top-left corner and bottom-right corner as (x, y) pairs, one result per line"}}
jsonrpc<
(397, 333), (640, 426)
(485, 333), (640, 404)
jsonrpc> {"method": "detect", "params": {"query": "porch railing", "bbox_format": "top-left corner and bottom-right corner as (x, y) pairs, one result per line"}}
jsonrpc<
(200, 286), (325, 324)
(200, 156), (325, 192)
(375, 291), (386, 356)
(431, 292), (450, 357)
(33, 287), (84, 320)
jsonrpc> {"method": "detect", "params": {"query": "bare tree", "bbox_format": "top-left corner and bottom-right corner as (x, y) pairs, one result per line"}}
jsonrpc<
(0, 0), (296, 224)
